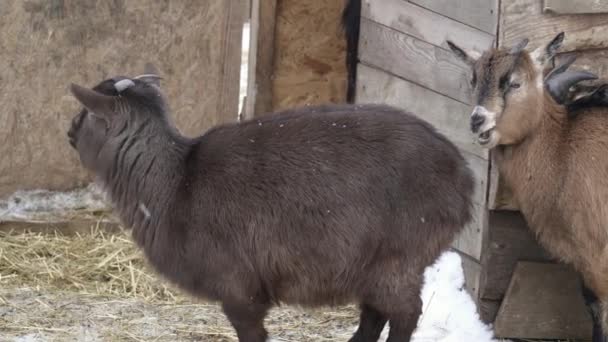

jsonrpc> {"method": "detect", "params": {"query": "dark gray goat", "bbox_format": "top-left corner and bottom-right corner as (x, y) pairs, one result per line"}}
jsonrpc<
(67, 64), (474, 342)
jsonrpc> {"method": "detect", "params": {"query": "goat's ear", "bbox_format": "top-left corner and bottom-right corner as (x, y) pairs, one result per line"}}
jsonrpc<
(446, 40), (479, 66)
(133, 62), (162, 88)
(70, 83), (117, 118)
(532, 32), (565, 70)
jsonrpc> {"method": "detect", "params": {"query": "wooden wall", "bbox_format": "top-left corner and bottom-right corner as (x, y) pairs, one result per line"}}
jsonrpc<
(270, 0), (348, 111)
(0, 0), (246, 198)
(355, 0), (498, 299)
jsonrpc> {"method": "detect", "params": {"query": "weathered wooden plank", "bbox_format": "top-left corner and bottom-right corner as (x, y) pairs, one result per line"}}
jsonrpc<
(409, 0), (498, 34)
(501, 0), (608, 50)
(362, 0), (494, 53)
(220, 0), (248, 119)
(452, 203), (486, 261)
(480, 211), (553, 300)
(356, 64), (483, 159)
(244, 0), (277, 119)
(458, 252), (482, 302)
(480, 299), (501, 324)
(494, 262), (592, 340)
(359, 18), (472, 104)
(544, 0), (608, 14)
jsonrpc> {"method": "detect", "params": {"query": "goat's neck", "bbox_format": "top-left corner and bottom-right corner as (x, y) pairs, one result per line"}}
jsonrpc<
(496, 99), (567, 227)
(101, 127), (188, 249)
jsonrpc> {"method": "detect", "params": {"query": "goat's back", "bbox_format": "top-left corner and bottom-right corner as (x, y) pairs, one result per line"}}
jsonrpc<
(169, 104), (474, 305)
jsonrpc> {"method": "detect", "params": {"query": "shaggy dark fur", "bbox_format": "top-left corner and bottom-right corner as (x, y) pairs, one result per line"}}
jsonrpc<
(67, 67), (474, 342)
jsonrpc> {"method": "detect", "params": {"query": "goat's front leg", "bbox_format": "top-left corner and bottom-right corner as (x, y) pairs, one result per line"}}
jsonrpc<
(222, 299), (270, 342)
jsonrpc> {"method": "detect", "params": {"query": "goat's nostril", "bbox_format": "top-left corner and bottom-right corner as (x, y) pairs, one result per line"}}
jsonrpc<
(470, 114), (485, 132)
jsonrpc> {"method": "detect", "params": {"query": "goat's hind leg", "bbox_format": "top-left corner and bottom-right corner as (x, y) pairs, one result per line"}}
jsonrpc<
(222, 300), (270, 342)
(385, 295), (422, 342)
(581, 283), (608, 342)
(349, 304), (388, 342)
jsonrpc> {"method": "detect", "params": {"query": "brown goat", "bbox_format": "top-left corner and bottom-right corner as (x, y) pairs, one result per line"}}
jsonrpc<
(66, 65), (474, 342)
(448, 34), (608, 341)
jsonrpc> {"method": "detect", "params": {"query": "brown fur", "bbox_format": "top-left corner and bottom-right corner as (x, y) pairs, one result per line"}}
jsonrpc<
(67, 68), (475, 342)
(449, 37), (608, 339)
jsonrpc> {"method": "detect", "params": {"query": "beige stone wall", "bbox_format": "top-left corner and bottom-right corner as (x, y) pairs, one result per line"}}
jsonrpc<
(0, 0), (245, 197)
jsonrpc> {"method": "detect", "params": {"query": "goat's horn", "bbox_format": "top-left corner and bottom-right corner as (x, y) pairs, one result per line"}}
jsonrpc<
(133, 74), (162, 80)
(546, 70), (598, 104)
(544, 53), (578, 81)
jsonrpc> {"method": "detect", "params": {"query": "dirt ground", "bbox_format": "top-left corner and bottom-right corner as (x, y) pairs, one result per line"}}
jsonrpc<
(1, 287), (360, 342)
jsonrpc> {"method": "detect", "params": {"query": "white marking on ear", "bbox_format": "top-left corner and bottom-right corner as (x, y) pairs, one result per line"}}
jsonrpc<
(114, 79), (135, 93)
(467, 49), (482, 60)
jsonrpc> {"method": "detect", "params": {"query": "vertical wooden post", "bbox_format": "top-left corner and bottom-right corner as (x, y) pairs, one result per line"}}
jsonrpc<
(244, 0), (278, 119)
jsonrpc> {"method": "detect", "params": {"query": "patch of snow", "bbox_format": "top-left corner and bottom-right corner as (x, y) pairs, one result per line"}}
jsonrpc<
(0, 183), (110, 223)
(12, 333), (49, 342)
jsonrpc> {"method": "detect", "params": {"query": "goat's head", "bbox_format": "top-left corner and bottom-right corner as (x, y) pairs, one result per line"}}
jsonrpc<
(67, 63), (164, 171)
(447, 33), (596, 148)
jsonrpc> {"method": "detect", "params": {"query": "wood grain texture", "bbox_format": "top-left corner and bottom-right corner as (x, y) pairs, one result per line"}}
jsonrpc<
(501, 0), (608, 50)
(494, 262), (592, 340)
(544, 0), (608, 14)
(480, 211), (553, 300)
(356, 64), (489, 260)
(0, 0), (246, 197)
(480, 299), (501, 323)
(409, 0), (498, 34)
(356, 64), (486, 159)
(362, 0), (495, 53)
(359, 18), (472, 104)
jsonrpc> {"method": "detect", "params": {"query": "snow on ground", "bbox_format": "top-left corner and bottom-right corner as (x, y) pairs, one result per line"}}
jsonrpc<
(0, 184), (110, 223)
(409, 251), (504, 342)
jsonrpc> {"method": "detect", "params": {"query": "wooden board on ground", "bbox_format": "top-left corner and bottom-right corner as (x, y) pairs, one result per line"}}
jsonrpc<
(544, 0), (608, 14)
(493, 261), (592, 340)
(358, 18), (472, 104)
(480, 211), (553, 300)
(361, 0), (494, 53)
(408, 0), (498, 34)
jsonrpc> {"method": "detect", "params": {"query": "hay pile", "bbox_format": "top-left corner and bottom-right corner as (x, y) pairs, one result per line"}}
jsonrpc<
(0, 224), (179, 303)
(0, 223), (360, 341)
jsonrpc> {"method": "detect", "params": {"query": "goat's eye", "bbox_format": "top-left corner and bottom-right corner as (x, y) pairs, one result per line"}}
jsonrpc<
(510, 82), (521, 89)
